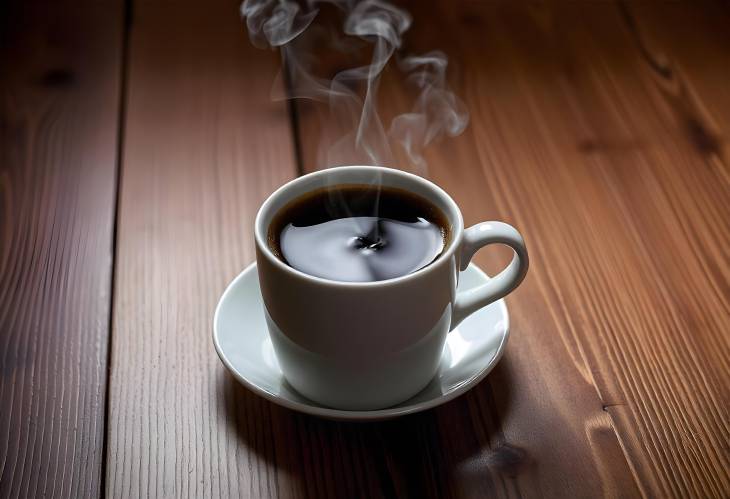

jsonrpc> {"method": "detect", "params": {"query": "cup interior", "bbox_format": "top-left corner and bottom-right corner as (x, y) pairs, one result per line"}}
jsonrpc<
(254, 166), (464, 282)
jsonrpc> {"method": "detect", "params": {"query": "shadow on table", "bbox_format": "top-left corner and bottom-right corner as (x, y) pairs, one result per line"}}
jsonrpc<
(221, 359), (524, 498)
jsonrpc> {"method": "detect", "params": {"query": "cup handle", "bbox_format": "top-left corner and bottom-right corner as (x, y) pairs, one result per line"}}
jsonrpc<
(451, 221), (529, 330)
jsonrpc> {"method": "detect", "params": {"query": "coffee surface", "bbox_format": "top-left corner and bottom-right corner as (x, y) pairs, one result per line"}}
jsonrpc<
(268, 185), (448, 282)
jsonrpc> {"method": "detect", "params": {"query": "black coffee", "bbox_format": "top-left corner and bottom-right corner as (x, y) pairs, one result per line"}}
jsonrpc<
(268, 185), (449, 282)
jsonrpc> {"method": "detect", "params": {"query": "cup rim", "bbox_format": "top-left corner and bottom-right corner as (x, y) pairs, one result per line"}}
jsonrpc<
(254, 165), (464, 288)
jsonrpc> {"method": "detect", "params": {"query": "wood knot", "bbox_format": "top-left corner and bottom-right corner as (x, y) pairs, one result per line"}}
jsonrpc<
(39, 68), (75, 88)
(684, 117), (720, 156)
(485, 443), (530, 477)
(577, 139), (598, 153)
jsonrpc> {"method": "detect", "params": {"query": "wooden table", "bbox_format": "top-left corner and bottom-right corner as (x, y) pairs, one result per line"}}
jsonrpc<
(2, 1), (728, 497)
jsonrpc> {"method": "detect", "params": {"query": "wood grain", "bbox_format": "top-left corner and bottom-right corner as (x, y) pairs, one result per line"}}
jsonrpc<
(104, 0), (299, 496)
(0, 1), (123, 497)
(292, 1), (730, 497)
(105, 0), (729, 498)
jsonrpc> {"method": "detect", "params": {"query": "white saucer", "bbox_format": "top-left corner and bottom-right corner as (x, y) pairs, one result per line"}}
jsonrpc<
(213, 262), (509, 421)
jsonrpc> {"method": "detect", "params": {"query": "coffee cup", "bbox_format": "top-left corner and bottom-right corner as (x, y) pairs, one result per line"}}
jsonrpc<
(254, 165), (528, 410)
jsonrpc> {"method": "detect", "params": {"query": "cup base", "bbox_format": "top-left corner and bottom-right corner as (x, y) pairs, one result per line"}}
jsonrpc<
(213, 262), (509, 420)
(264, 306), (449, 411)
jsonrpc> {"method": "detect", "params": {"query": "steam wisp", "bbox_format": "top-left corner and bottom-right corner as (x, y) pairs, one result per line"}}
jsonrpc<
(241, 0), (469, 172)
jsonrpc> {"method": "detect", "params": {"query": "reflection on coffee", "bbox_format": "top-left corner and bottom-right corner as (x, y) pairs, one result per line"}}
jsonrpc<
(268, 185), (449, 282)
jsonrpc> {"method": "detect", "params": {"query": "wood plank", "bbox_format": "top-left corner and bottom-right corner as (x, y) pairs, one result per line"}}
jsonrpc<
(0, 1), (123, 497)
(105, 0), (299, 496)
(292, 1), (730, 497)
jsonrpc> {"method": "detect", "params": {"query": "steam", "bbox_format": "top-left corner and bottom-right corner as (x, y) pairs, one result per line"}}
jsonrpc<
(240, 0), (468, 173)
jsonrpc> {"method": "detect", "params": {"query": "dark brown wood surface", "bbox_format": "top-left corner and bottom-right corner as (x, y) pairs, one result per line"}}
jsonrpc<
(292, 1), (729, 497)
(2, 0), (728, 498)
(0, 1), (123, 497)
(104, 1), (299, 497)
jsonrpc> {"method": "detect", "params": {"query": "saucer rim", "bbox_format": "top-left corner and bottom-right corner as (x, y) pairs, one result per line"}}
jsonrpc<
(213, 262), (509, 421)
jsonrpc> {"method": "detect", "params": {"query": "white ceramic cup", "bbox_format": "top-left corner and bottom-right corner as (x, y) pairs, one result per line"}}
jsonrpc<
(254, 166), (528, 410)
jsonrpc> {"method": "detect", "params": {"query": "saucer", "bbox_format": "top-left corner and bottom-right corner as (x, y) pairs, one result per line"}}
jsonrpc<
(213, 262), (509, 421)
